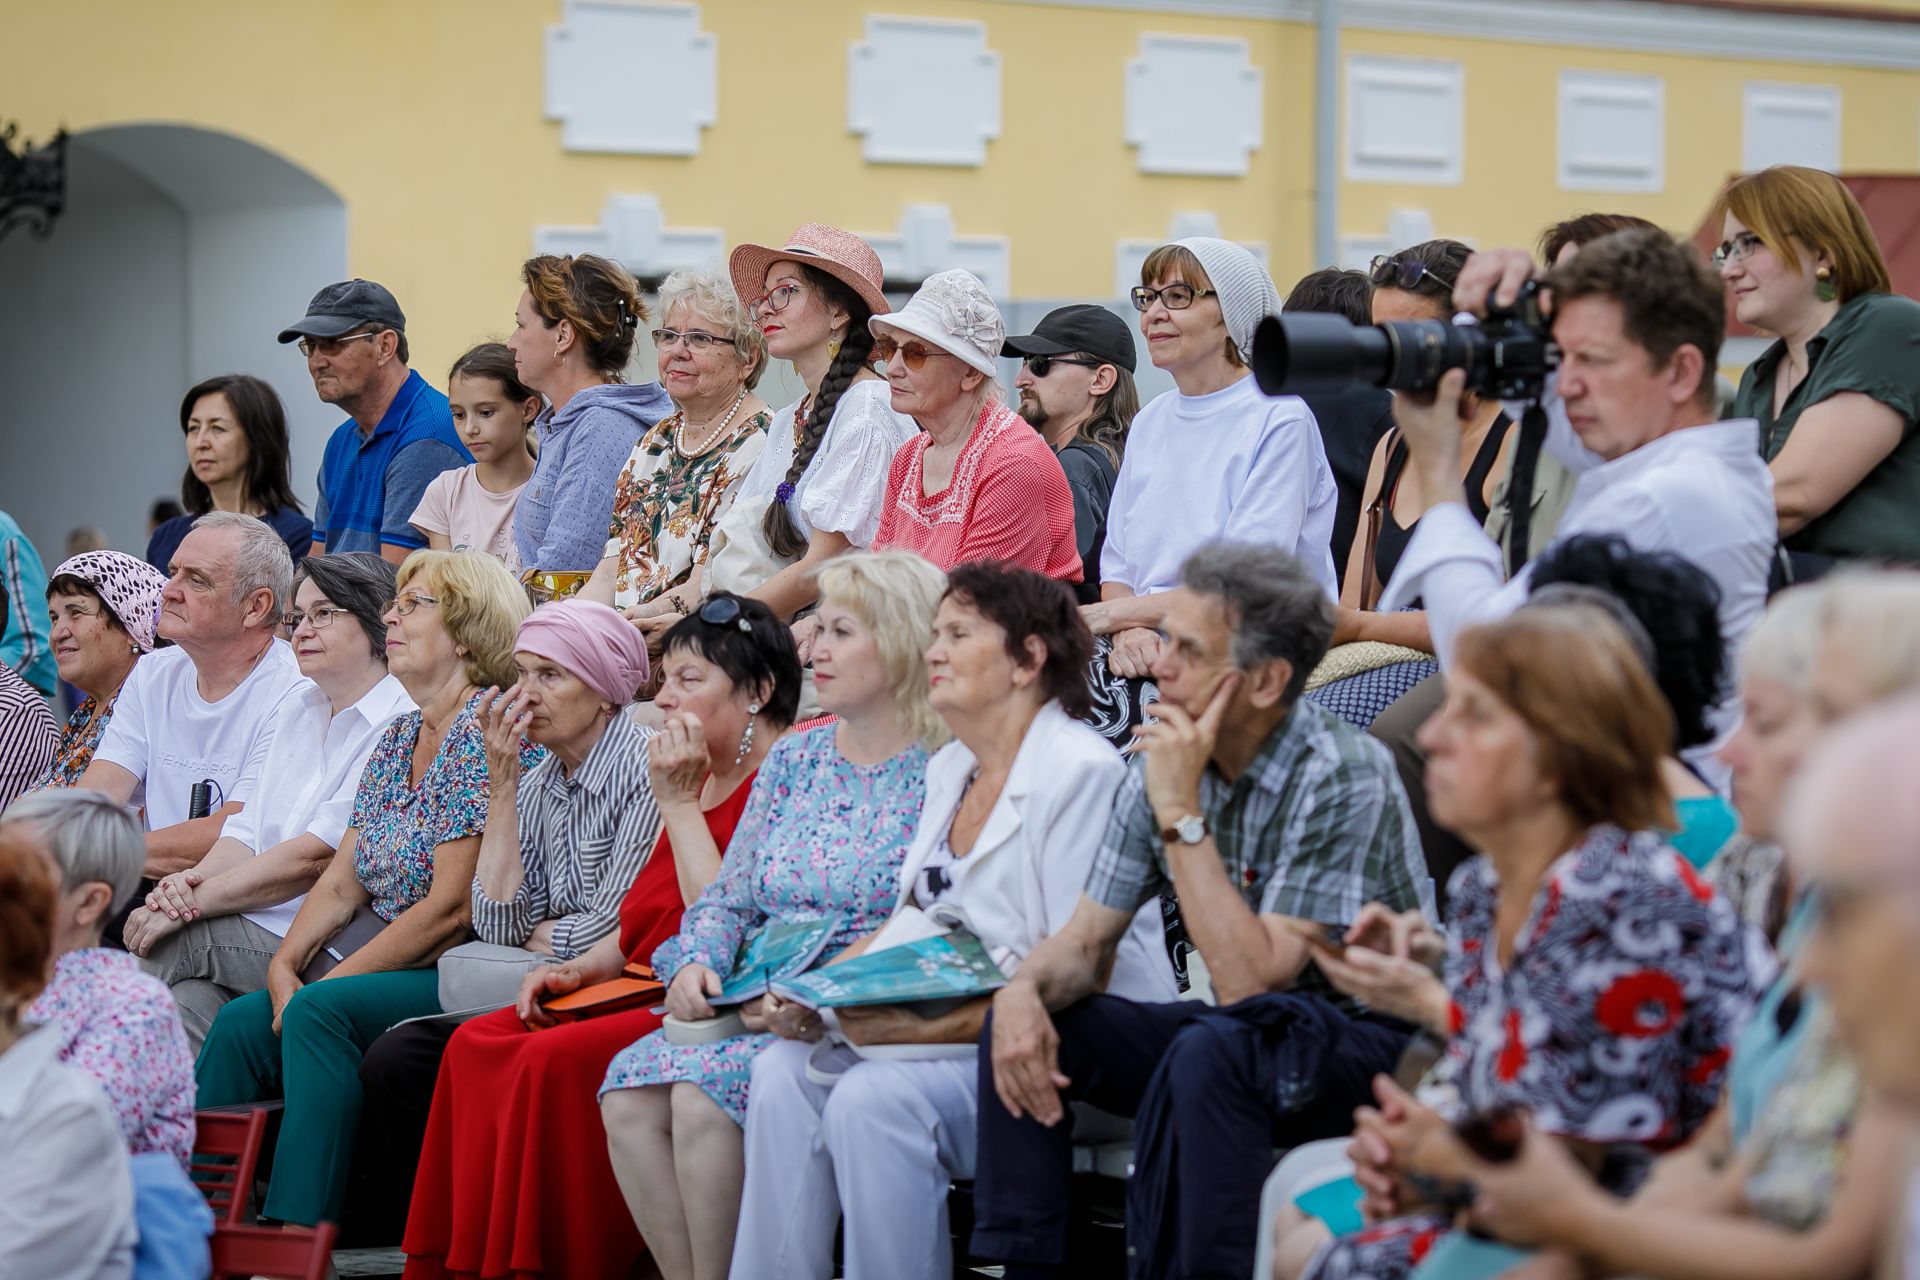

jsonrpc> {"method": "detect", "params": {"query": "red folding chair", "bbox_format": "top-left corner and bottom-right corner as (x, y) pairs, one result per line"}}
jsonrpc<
(191, 1106), (270, 1225)
(208, 1221), (337, 1280)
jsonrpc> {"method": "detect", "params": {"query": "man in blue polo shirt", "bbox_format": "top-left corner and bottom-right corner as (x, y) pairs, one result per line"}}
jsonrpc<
(278, 280), (469, 563)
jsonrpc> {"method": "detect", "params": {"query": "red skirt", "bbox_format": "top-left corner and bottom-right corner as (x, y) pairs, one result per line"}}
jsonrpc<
(402, 777), (757, 1280)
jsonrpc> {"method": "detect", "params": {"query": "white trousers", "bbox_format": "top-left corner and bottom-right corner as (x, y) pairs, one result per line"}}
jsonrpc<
(729, 1037), (978, 1280)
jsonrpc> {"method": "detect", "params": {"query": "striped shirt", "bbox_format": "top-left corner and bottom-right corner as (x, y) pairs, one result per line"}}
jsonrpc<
(1085, 697), (1433, 1006)
(0, 662), (57, 810)
(469, 714), (663, 959)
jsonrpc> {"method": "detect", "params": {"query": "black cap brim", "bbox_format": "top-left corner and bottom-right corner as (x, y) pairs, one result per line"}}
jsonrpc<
(276, 314), (370, 344)
(1000, 333), (1079, 358)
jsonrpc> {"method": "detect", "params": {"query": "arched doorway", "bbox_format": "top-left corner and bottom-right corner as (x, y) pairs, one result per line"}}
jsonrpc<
(0, 124), (345, 559)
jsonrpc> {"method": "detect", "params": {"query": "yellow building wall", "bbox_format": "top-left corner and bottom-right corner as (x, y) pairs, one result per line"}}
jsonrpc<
(9, 0), (1920, 383)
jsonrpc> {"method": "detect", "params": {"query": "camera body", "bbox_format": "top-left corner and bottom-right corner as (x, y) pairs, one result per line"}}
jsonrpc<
(1252, 281), (1557, 403)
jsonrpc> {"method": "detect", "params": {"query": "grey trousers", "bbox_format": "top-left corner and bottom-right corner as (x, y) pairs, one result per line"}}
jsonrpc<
(139, 912), (286, 1055)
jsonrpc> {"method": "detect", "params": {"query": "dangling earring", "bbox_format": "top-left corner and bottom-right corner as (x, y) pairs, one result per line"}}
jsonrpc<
(734, 704), (760, 766)
(1815, 266), (1837, 303)
(826, 335), (842, 362)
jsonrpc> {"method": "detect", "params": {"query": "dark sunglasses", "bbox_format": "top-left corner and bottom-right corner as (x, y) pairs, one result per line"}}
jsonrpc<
(872, 334), (944, 370)
(1369, 255), (1455, 293)
(1022, 354), (1104, 378)
(697, 596), (752, 632)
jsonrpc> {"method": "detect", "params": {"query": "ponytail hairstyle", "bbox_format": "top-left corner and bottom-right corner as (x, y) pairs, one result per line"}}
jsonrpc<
(448, 342), (541, 455)
(520, 253), (650, 379)
(761, 264), (876, 558)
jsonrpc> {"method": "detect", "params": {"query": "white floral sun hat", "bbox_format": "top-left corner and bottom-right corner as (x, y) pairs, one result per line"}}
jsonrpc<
(869, 269), (1004, 376)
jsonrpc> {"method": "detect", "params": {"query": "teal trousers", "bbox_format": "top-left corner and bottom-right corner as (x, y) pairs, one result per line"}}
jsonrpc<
(194, 968), (441, 1227)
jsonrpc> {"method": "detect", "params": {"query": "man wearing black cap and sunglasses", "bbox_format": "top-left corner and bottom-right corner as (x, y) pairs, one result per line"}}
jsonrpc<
(1003, 306), (1142, 604)
(278, 279), (469, 565)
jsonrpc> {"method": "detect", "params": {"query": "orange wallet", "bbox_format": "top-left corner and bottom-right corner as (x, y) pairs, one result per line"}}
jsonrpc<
(541, 963), (666, 1022)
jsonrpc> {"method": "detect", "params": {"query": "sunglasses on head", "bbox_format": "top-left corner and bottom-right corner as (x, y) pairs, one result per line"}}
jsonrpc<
(697, 596), (753, 632)
(871, 334), (945, 370)
(1369, 255), (1454, 293)
(1022, 354), (1104, 378)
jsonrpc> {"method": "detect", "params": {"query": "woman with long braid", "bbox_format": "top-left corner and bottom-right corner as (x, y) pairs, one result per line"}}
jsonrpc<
(721, 225), (916, 658)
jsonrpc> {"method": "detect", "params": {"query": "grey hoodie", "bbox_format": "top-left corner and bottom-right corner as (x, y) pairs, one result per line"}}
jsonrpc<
(515, 381), (674, 572)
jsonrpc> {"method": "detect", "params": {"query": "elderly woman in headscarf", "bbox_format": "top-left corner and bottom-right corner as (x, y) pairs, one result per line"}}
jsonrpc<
(868, 268), (1083, 582)
(351, 598), (666, 1240)
(27, 550), (169, 793)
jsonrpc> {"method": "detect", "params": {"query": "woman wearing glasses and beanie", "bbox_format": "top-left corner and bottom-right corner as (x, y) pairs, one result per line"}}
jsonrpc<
(1080, 237), (1339, 741)
(719, 225), (916, 654)
(584, 269), (772, 644)
(1306, 240), (1515, 730)
(868, 269), (1082, 581)
(509, 254), (675, 576)
(396, 593), (797, 1280)
(194, 550), (539, 1229)
(125, 553), (413, 1051)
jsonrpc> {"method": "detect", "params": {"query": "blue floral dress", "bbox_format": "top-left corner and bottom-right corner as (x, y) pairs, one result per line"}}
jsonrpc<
(352, 691), (545, 919)
(600, 726), (929, 1124)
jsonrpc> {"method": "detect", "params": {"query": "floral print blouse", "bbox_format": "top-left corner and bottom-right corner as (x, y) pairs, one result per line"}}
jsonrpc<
(27, 688), (119, 792)
(1305, 826), (1767, 1280)
(604, 409), (770, 609)
(24, 948), (196, 1168)
(350, 691), (544, 921)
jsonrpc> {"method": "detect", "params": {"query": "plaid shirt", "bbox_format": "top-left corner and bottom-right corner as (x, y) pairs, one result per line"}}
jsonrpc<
(1086, 698), (1433, 1005)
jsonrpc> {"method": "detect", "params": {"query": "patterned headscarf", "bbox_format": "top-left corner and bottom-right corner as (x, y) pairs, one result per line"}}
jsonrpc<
(49, 551), (168, 652)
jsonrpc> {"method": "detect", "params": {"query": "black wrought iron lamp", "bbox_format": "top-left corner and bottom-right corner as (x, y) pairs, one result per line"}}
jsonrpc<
(1, 122), (68, 242)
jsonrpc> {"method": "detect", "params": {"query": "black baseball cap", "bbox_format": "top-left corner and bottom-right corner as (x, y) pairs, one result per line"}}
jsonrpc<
(277, 279), (407, 344)
(1002, 304), (1137, 374)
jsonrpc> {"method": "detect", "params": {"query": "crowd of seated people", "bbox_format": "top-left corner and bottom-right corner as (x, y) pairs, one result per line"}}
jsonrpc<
(9, 162), (1920, 1280)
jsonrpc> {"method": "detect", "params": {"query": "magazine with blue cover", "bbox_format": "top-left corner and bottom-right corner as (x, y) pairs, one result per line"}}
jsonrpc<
(709, 915), (844, 1007)
(769, 927), (1007, 1010)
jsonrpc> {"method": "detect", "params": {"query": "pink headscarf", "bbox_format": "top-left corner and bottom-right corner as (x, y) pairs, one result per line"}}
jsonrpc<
(51, 551), (169, 653)
(514, 599), (650, 705)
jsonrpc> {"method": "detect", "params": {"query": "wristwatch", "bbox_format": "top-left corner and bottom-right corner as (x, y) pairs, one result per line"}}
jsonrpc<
(1160, 814), (1208, 845)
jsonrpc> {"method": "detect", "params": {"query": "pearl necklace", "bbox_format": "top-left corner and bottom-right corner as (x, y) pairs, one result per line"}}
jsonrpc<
(675, 387), (749, 457)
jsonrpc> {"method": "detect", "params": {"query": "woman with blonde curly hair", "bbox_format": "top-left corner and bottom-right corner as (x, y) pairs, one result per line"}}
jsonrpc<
(195, 550), (542, 1229)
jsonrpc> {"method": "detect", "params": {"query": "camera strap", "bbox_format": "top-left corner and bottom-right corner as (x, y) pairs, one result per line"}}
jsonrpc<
(1503, 400), (1550, 578)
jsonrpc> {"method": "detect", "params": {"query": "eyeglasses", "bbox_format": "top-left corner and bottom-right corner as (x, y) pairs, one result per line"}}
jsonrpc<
(748, 283), (806, 316)
(651, 328), (737, 353)
(380, 592), (440, 618)
(697, 595), (753, 632)
(872, 335), (944, 370)
(283, 604), (346, 635)
(1129, 283), (1213, 312)
(296, 330), (381, 359)
(1022, 354), (1105, 378)
(1368, 256), (1453, 293)
(1711, 231), (1767, 269)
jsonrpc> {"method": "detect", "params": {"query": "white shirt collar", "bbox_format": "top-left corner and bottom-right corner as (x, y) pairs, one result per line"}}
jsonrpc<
(1580, 419), (1760, 492)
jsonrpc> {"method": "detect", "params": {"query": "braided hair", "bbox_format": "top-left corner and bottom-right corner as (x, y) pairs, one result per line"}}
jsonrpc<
(761, 265), (876, 559)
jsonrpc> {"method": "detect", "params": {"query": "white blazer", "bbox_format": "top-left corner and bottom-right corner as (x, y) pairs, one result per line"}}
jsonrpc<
(893, 702), (1179, 1004)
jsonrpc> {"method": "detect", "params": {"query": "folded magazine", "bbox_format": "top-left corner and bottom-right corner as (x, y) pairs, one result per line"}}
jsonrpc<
(709, 915), (844, 1006)
(769, 927), (1007, 1010)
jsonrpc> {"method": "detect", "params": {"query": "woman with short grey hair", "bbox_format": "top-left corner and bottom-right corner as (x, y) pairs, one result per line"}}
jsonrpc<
(125, 551), (415, 1050)
(4, 789), (198, 1168)
(585, 268), (774, 637)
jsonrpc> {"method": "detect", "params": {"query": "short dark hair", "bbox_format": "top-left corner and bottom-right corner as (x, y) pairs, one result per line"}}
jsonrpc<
(1537, 212), (1659, 266)
(1529, 534), (1726, 753)
(177, 374), (303, 518)
(1545, 228), (1724, 410)
(660, 593), (802, 727)
(1283, 267), (1372, 326)
(1378, 239), (1473, 316)
(942, 562), (1094, 719)
(294, 553), (399, 661)
(1179, 542), (1334, 705)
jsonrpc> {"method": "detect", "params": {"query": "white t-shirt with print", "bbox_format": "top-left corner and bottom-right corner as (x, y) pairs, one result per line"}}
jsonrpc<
(220, 673), (416, 937)
(92, 641), (308, 831)
(408, 464), (527, 573)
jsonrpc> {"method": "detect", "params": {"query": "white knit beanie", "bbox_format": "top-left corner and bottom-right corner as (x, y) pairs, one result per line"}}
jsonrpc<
(1172, 237), (1280, 361)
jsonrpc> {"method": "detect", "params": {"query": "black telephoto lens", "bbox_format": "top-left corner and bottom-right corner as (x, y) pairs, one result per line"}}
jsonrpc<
(1250, 314), (1393, 396)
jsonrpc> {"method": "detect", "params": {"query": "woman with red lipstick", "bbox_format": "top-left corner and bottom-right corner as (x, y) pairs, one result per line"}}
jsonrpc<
(720, 224), (916, 654)
(585, 269), (771, 632)
(1717, 166), (1920, 574)
(146, 373), (311, 573)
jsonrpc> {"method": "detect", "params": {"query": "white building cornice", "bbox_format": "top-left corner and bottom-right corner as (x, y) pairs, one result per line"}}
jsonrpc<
(1006, 0), (1920, 71)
